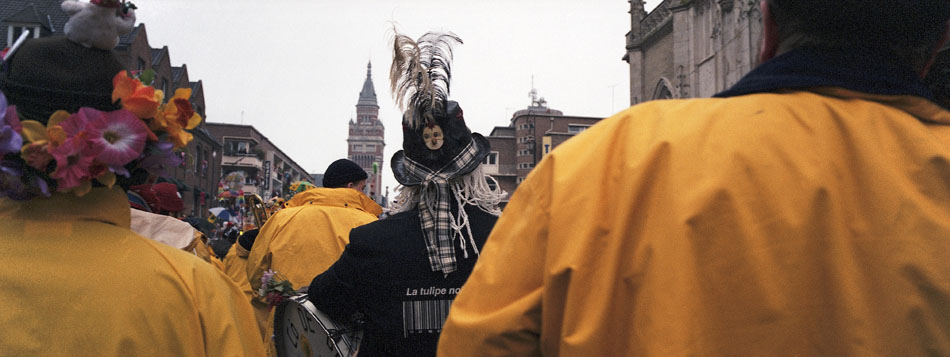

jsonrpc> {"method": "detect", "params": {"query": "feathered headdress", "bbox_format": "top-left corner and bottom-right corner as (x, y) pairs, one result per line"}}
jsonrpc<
(390, 31), (462, 129)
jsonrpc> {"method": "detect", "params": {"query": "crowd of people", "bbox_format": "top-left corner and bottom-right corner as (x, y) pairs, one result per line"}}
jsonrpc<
(1, 0), (949, 355)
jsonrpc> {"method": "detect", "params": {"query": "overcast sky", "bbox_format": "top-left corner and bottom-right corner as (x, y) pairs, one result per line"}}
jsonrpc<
(136, 0), (662, 196)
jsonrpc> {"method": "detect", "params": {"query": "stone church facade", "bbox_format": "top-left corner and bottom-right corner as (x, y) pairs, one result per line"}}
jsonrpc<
(624, 0), (763, 104)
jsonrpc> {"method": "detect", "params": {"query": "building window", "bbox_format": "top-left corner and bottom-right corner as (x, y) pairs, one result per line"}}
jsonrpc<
(194, 145), (202, 172)
(568, 125), (591, 134)
(137, 58), (146, 71)
(202, 149), (209, 177)
(482, 152), (498, 165)
(227, 140), (251, 155)
(366, 144), (375, 152)
(161, 79), (168, 99)
(352, 144), (362, 152)
(517, 177), (525, 184)
(7, 25), (41, 46)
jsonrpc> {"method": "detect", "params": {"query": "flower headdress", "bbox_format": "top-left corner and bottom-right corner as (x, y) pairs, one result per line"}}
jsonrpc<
(0, 70), (200, 200)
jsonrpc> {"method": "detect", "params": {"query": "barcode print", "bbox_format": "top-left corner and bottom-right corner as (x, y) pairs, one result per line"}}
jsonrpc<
(402, 299), (453, 337)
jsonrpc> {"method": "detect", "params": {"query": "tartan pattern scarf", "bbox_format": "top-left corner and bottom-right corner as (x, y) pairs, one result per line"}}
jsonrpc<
(402, 139), (481, 274)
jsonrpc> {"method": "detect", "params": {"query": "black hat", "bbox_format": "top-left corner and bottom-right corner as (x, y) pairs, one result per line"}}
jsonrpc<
(323, 159), (368, 188)
(0, 37), (123, 124)
(391, 100), (490, 185)
(238, 229), (259, 252)
(389, 32), (489, 186)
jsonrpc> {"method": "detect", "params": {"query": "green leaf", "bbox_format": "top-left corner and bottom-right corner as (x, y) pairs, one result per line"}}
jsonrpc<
(138, 69), (156, 86)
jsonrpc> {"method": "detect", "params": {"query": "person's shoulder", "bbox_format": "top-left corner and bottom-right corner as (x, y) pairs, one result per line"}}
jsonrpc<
(349, 210), (417, 242)
(130, 230), (228, 278)
(551, 94), (806, 158)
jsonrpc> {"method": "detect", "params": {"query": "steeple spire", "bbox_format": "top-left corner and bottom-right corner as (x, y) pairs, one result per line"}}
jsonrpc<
(357, 60), (378, 108)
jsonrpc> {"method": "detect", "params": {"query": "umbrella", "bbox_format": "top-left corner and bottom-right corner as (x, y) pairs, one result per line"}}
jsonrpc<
(183, 217), (215, 235)
(209, 207), (226, 216)
(217, 210), (231, 221)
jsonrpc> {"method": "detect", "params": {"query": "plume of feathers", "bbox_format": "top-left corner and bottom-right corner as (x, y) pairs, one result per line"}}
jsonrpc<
(390, 30), (463, 129)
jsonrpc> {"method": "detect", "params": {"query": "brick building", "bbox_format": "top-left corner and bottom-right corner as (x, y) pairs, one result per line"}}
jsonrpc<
(205, 123), (310, 201)
(1, 2), (221, 218)
(485, 90), (601, 205)
(347, 62), (386, 204)
(623, 0), (763, 103)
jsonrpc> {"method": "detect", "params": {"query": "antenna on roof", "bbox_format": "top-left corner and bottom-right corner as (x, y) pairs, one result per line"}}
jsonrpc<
(529, 75), (539, 106)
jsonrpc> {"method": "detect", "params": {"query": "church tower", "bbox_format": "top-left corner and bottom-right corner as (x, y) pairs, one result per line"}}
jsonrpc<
(347, 62), (386, 204)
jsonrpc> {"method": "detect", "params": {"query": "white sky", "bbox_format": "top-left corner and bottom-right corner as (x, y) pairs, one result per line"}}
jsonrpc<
(136, 0), (663, 196)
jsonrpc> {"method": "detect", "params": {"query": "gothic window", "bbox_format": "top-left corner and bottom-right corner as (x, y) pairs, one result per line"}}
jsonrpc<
(653, 78), (675, 100)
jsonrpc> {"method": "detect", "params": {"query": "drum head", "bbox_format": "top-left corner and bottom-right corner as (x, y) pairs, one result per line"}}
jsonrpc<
(274, 294), (362, 357)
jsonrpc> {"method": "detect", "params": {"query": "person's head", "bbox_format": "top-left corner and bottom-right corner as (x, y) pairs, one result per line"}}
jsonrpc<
(322, 159), (368, 190)
(237, 229), (260, 252)
(760, 0), (950, 75)
(0, 4), (198, 201)
(388, 30), (506, 215)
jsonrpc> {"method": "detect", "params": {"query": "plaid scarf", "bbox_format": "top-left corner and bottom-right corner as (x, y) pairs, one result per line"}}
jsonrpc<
(402, 139), (481, 274)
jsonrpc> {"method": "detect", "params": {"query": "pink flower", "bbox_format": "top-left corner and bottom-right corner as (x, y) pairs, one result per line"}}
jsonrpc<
(86, 109), (148, 167)
(60, 108), (93, 137)
(262, 270), (275, 286)
(50, 136), (99, 192)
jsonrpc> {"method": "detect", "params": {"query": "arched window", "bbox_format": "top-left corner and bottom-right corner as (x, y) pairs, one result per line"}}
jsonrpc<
(653, 78), (675, 100)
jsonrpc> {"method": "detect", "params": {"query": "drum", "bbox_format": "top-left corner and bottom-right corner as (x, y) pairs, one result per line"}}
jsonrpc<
(274, 294), (362, 357)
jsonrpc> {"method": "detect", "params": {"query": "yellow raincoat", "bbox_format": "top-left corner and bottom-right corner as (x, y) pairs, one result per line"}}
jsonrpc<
(246, 187), (380, 355)
(246, 187), (382, 291)
(223, 243), (270, 338)
(0, 187), (266, 356)
(439, 89), (950, 355)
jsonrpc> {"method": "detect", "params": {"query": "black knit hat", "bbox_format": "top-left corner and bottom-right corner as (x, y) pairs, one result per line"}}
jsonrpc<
(322, 159), (368, 188)
(0, 37), (123, 124)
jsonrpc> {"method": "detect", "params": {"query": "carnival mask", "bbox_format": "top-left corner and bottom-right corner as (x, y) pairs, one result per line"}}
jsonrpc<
(423, 125), (444, 150)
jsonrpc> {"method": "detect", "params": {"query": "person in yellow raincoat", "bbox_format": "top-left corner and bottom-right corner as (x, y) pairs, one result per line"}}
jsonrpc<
(0, 4), (265, 353)
(247, 158), (382, 290)
(439, 1), (950, 356)
(223, 229), (271, 338)
(246, 159), (381, 352)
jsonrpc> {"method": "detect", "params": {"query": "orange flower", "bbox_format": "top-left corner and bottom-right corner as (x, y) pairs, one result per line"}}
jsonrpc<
(153, 88), (202, 149)
(112, 71), (163, 119)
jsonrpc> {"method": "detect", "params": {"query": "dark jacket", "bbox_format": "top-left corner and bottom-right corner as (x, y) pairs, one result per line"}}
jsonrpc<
(308, 203), (498, 356)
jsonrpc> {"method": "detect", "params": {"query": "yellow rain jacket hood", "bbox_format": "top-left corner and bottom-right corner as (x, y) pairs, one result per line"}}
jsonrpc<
(0, 187), (265, 356)
(439, 48), (950, 356)
(247, 187), (381, 291)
